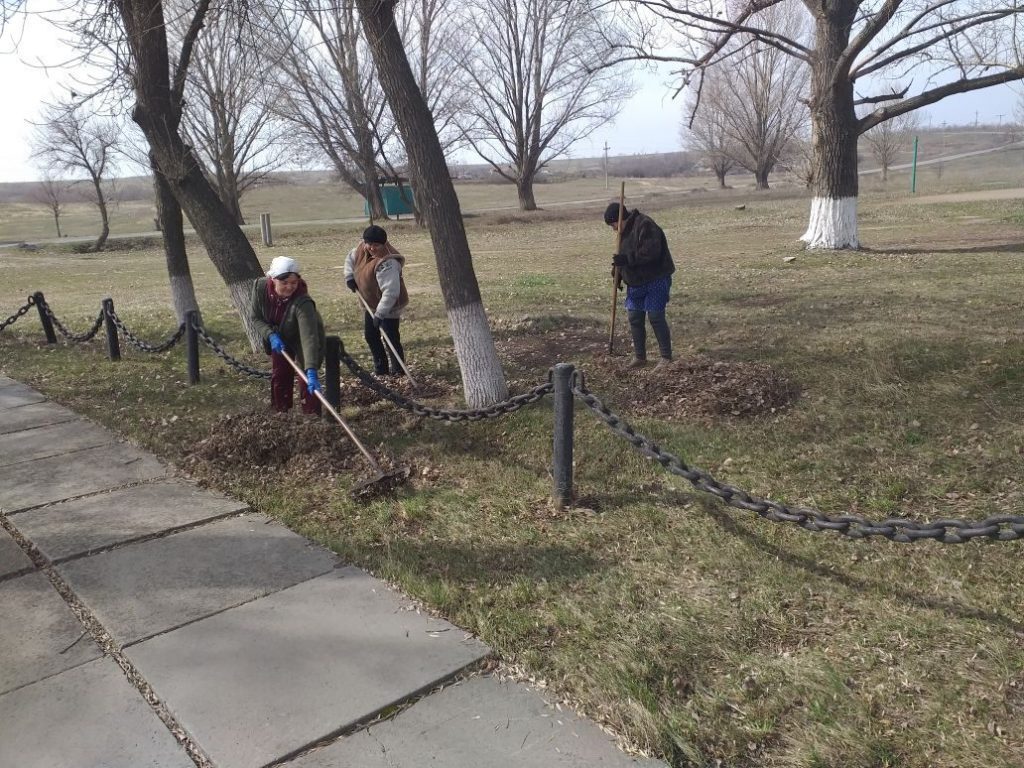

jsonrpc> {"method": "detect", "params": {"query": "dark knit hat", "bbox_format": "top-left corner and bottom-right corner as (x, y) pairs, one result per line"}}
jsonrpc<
(362, 225), (388, 244)
(603, 202), (627, 225)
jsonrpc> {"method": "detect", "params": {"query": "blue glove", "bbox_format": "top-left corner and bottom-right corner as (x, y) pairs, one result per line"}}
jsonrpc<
(346, 278), (358, 293)
(612, 253), (627, 267)
(306, 369), (321, 395)
(268, 332), (285, 353)
(372, 315), (382, 329)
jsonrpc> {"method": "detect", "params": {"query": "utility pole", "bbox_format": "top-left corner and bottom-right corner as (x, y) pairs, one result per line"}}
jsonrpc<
(998, 114), (1004, 126)
(603, 142), (610, 190)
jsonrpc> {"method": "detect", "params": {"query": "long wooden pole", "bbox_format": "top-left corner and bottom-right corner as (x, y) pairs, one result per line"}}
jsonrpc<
(607, 181), (626, 353)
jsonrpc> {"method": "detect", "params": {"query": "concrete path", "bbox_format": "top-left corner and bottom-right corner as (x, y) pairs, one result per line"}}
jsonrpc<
(0, 375), (665, 768)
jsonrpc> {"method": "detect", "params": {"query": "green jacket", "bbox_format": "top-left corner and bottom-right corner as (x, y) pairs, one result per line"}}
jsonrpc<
(250, 277), (325, 370)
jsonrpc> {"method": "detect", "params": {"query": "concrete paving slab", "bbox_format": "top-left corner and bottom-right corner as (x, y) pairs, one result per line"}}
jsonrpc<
(286, 675), (666, 768)
(0, 419), (113, 467)
(0, 572), (101, 695)
(59, 513), (338, 646)
(0, 443), (167, 513)
(127, 567), (491, 768)
(0, 381), (46, 410)
(0, 400), (79, 435)
(15, 479), (248, 563)
(0, 527), (33, 580)
(0, 657), (194, 768)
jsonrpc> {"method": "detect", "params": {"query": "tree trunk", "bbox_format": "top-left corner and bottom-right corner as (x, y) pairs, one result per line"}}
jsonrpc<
(715, 168), (727, 188)
(754, 167), (770, 190)
(92, 176), (110, 252)
(364, 176), (389, 222)
(152, 159), (200, 323)
(881, 163), (889, 182)
(801, 2), (860, 250)
(517, 174), (537, 211)
(357, 0), (507, 407)
(52, 212), (62, 238)
(116, 0), (264, 349)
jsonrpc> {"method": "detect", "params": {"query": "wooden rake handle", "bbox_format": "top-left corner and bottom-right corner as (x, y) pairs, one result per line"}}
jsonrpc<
(278, 348), (382, 472)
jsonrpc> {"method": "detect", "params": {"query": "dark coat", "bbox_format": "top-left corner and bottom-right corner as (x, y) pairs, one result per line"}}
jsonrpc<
(617, 210), (675, 287)
(250, 277), (325, 369)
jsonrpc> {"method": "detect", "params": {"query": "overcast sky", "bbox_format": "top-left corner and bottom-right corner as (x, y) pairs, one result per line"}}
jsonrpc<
(1, 9), (1020, 184)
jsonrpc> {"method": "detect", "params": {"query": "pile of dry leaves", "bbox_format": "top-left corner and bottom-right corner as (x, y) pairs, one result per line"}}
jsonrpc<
(627, 354), (799, 421)
(184, 409), (364, 477)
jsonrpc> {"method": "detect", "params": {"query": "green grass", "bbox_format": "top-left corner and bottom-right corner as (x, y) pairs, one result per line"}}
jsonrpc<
(2, 181), (1024, 767)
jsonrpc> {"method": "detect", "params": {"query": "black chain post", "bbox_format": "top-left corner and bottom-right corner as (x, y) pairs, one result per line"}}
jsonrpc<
(325, 336), (342, 411)
(552, 363), (576, 510)
(186, 311), (200, 384)
(33, 292), (57, 344)
(102, 298), (120, 361)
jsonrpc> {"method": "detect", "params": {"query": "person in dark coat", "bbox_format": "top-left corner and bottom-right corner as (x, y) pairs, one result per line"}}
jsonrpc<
(250, 255), (326, 414)
(605, 202), (675, 369)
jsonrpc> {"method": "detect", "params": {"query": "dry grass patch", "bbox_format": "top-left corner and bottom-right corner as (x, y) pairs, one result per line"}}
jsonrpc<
(2, 186), (1024, 768)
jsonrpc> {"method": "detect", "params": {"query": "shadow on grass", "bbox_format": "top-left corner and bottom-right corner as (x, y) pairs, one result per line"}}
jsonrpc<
(703, 503), (1024, 634)
(864, 241), (1024, 255)
(367, 539), (610, 585)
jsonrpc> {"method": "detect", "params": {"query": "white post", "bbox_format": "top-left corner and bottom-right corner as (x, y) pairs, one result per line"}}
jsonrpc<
(260, 213), (273, 247)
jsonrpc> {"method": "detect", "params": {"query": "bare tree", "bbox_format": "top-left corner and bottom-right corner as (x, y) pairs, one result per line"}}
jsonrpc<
(98, 0), (264, 341)
(457, 0), (629, 210)
(784, 136), (816, 188)
(263, 1), (395, 220)
(1015, 86), (1024, 129)
(862, 110), (918, 181)
(398, 0), (469, 157)
(31, 172), (72, 238)
(710, 5), (809, 189)
(683, 79), (737, 188)
(612, 0), (1024, 249)
(175, 5), (284, 225)
(356, 0), (509, 406)
(31, 102), (118, 251)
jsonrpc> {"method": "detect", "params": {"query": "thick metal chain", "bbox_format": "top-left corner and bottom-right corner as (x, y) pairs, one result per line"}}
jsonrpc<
(0, 296), (36, 332)
(106, 309), (185, 353)
(339, 350), (553, 421)
(41, 301), (105, 343)
(572, 374), (1024, 544)
(190, 320), (272, 379)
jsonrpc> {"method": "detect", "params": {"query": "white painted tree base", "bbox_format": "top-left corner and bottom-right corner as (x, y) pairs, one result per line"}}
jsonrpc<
(448, 301), (508, 408)
(228, 278), (263, 353)
(169, 274), (200, 323)
(800, 196), (860, 250)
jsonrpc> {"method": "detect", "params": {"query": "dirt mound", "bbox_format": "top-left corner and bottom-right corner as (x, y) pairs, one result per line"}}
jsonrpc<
(629, 355), (798, 421)
(339, 372), (457, 407)
(184, 409), (363, 476)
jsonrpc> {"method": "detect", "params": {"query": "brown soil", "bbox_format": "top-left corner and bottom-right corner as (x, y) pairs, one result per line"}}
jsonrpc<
(184, 409), (365, 477)
(338, 372), (457, 407)
(496, 323), (799, 421)
(626, 354), (799, 421)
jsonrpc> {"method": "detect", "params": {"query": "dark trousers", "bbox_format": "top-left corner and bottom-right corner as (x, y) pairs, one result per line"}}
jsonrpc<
(270, 352), (321, 414)
(628, 310), (672, 360)
(363, 311), (405, 375)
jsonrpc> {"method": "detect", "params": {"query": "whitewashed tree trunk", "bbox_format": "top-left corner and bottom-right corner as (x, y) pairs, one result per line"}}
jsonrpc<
(357, 0), (508, 407)
(448, 302), (508, 405)
(801, 1), (861, 250)
(800, 197), (859, 250)
(228, 278), (263, 351)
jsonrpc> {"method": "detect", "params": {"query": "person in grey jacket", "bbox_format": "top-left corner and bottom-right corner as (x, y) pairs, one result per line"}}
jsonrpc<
(344, 225), (409, 376)
(250, 255), (326, 414)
